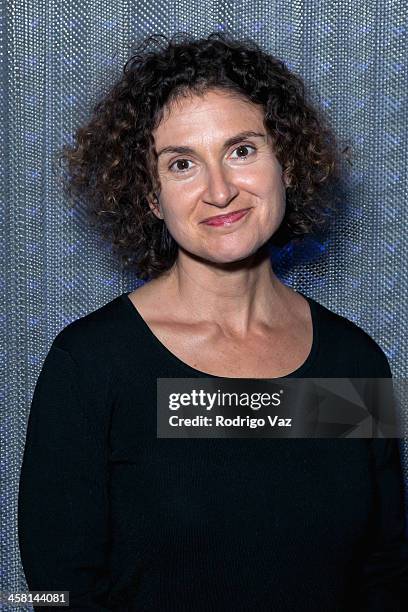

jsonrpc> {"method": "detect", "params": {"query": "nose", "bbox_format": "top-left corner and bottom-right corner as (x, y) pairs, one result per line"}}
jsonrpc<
(202, 163), (239, 208)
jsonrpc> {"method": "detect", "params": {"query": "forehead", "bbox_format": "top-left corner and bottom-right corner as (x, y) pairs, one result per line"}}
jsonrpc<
(153, 90), (265, 145)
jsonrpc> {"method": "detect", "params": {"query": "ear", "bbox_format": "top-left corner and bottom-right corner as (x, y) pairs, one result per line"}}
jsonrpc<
(282, 173), (291, 189)
(147, 192), (164, 220)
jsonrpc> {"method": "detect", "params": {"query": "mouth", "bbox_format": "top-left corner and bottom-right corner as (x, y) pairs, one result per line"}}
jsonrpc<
(200, 208), (251, 226)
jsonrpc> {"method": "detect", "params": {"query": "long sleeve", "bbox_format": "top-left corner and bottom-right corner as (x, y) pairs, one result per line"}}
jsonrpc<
(356, 437), (408, 610)
(356, 342), (408, 610)
(18, 345), (113, 611)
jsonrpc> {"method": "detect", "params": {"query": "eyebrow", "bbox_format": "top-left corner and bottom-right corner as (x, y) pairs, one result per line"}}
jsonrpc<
(156, 130), (267, 158)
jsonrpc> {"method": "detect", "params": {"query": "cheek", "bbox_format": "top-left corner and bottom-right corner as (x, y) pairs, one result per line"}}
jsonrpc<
(241, 162), (285, 196)
(160, 201), (195, 242)
(160, 179), (195, 212)
(250, 179), (286, 224)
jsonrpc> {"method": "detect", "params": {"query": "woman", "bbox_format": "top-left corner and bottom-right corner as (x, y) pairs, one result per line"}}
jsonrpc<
(18, 32), (408, 610)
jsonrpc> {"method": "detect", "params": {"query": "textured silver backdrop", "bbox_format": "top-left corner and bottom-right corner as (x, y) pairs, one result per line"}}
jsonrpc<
(1, 0), (407, 606)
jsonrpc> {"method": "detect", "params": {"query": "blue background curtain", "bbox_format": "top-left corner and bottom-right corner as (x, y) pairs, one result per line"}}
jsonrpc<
(1, 0), (407, 604)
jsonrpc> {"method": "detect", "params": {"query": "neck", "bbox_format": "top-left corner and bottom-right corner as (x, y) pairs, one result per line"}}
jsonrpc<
(158, 244), (294, 337)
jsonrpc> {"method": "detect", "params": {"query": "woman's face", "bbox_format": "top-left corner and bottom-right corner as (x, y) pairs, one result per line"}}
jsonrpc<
(151, 89), (287, 265)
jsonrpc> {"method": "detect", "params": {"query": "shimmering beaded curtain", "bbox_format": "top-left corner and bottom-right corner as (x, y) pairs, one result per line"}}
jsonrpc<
(1, 0), (407, 604)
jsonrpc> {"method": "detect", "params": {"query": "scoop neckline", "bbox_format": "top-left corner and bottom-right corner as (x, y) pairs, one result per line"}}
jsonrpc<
(119, 289), (320, 379)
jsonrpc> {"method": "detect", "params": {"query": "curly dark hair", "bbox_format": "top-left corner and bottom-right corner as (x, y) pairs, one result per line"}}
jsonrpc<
(56, 31), (351, 280)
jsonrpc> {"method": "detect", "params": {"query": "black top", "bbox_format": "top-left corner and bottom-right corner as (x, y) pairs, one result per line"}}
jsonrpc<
(18, 291), (408, 611)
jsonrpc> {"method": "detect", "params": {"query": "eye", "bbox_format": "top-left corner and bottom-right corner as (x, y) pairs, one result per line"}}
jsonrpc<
(168, 143), (257, 174)
(230, 144), (257, 160)
(168, 159), (194, 174)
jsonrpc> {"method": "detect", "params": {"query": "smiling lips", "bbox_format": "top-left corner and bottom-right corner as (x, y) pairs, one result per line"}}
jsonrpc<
(201, 208), (251, 226)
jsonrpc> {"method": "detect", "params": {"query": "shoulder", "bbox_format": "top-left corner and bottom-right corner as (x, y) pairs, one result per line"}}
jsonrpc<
(50, 294), (129, 366)
(308, 295), (392, 377)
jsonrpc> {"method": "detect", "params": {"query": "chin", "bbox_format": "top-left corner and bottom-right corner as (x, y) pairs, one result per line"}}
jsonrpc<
(204, 245), (261, 265)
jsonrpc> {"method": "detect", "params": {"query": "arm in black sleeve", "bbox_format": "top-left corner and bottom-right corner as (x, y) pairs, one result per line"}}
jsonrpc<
(356, 342), (408, 610)
(18, 345), (113, 611)
(357, 437), (408, 610)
